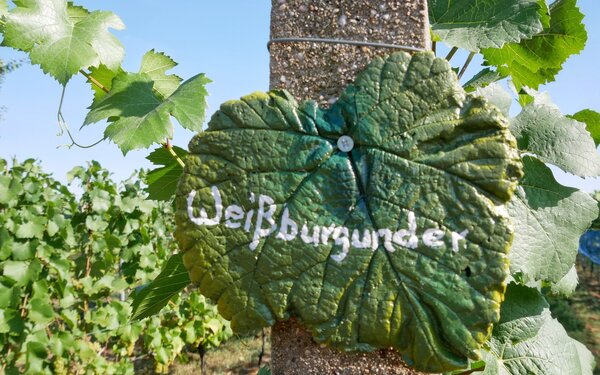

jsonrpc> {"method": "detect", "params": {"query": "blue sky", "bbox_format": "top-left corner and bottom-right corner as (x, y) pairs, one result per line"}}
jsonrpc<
(0, 0), (599, 192)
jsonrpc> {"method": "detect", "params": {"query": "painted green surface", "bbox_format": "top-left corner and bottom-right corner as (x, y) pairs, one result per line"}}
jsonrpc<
(175, 52), (522, 372)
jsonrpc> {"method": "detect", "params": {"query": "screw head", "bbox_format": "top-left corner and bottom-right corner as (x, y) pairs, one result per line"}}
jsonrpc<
(337, 135), (354, 152)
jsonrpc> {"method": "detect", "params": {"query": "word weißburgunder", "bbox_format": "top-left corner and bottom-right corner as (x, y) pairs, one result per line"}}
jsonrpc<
(187, 186), (469, 262)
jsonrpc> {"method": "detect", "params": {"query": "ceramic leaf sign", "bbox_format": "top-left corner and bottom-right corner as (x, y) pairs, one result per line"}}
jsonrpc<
(175, 52), (522, 372)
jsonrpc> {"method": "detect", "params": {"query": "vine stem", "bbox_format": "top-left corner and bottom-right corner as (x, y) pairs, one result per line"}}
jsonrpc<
(165, 139), (185, 168)
(445, 46), (458, 61)
(458, 52), (476, 80)
(79, 69), (109, 93)
(57, 85), (106, 148)
(432, 41), (437, 56)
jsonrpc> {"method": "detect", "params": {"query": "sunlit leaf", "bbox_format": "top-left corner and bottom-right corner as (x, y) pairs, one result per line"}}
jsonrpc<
(1, 0), (124, 85)
(429, 0), (544, 51)
(482, 0), (587, 90)
(508, 157), (598, 282)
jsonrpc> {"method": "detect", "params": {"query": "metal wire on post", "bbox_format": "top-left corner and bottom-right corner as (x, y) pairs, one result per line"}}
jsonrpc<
(268, 37), (426, 53)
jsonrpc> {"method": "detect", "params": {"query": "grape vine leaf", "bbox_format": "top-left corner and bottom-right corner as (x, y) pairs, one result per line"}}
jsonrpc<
(0, 0), (7, 19)
(550, 265), (578, 297)
(131, 253), (190, 321)
(482, 0), (587, 90)
(429, 0), (544, 52)
(482, 283), (595, 375)
(507, 156), (598, 283)
(472, 82), (512, 116)
(83, 70), (210, 155)
(569, 109), (600, 147)
(176, 52), (523, 373)
(86, 64), (123, 105)
(86, 50), (181, 107)
(145, 145), (188, 201)
(139, 49), (182, 99)
(1, 0), (124, 85)
(463, 68), (503, 92)
(511, 102), (600, 177)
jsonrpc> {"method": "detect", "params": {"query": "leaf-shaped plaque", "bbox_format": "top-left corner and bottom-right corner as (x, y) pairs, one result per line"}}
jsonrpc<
(175, 52), (522, 372)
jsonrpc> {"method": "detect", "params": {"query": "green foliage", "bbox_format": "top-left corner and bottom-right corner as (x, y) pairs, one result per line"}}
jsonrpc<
(508, 157), (598, 283)
(482, 283), (594, 375)
(176, 52), (522, 373)
(0, 0), (599, 373)
(482, 0), (587, 90)
(429, 0), (544, 51)
(131, 253), (190, 321)
(570, 109), (600, 147)
(145, 145), (188, 201)
(84, 66), (210, 154)
(511, 100), (600, 177)
(0, 159), (230, 374)
(462, 68), (503, 92)
(1, 0), (124, 85)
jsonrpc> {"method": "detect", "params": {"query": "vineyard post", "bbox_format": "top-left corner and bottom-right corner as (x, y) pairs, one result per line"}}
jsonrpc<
(268, 1), (431, 373)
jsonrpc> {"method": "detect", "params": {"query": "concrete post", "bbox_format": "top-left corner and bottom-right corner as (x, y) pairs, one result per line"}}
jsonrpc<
(268, 1), (431, 374)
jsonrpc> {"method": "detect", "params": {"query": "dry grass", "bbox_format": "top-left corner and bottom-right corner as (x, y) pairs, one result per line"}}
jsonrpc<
(170, 331), (271, 375)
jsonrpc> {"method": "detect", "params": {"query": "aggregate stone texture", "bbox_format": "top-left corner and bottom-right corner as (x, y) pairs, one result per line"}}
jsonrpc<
(269, 0), (430, 107)
(268, 1), (433, 373)
(271, 319), (428, 375)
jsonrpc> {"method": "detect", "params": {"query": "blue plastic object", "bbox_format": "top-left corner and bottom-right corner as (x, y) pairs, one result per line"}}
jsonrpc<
(579, 230), (600, 264)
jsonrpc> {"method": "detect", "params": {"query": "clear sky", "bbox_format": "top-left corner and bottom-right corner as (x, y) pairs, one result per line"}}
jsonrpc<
(0, 0), (599, 192)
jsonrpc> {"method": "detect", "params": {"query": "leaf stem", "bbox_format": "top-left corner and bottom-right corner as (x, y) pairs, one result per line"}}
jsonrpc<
(458, 52), (476, 80)
(163, 139), (185, 168)
(432, 41), (437, 56)
(79, 69), (109, 93)
(445, 47), (458, 62)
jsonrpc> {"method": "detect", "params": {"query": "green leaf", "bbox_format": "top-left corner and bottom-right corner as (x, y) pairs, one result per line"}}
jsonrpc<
(483, 283), (595, 375)
(25, 341), (48, 373)
(550, 265), (578, 297)
(145, 146), (188, 201)
(84, 72), (210, 154)
(2, 259), (42, 286)
(86, 64), (123, 105)
(0, 308), (24, 333)
(1, 0), (124, 85)
(569, 109), (600, 147)
(15, 214), (46, 239)
(482, 0), (587, 90)
(0, 0), (7, 18)
(508, 156), (598, 282)
(472, 82), (512, 116)
(511, 102), (600, 177)
(176, 52), (523, 373)
(131, 253), (190, 321)
(463, 68), (503, 92)
(0, 175), (23, 205)
(429, 0), (544, 51)
(28, 297), (55, 324)
(139, 49), (182, 98)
